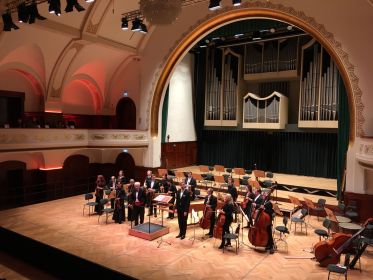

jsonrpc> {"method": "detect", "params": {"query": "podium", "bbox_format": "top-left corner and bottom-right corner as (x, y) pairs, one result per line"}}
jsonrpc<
(128, 195), (172, 241)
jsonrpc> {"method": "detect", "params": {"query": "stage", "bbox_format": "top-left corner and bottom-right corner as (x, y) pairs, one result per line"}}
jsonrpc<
(1, 195), (372, 280)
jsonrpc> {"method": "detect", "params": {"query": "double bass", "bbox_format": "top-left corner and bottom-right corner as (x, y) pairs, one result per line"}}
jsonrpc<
(248, 185), (276, 247)
(314, 218), (373, 267)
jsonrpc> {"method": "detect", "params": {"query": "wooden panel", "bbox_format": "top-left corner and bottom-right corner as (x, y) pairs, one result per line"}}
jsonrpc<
(344, 191), (373, 222)
(161, 141), (197, 169)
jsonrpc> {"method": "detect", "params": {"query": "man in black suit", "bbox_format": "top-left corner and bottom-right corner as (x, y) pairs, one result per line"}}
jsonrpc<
(145, 174), (159, 217)
(175, 182), (191, 239)
(204, 188), (217, 237)
(184, 172), (197, 200)
(227, 177), (238, 222)
(130, 182), (146, 226)
(166, 179), (177, 219)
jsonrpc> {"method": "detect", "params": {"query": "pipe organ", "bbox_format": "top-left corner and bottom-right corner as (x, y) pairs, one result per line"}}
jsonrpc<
(298, 39), (340, 128)
(205, 48), (240, 126)
(243, 91), (288, 129)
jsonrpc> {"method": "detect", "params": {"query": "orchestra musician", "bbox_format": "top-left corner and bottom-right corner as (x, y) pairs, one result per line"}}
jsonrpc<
(204, 188), (217, 238)
(113, 183), (126, 224)
(145, 174), (159, 217)
(227, 177), (238, 222)
(130, 182), (146, 226)
(242, 185), (255, 227)
(175, 182), (191, 239)
(159, 174), (169, 193)
(218, 194), (234, 249)
(94, 175), (106, 214)
(127, 179), (135, 221)
(118, 170), (127, 184)
(144, 170), (152, 187)
(109, 176), (117, 208)
(184, 172), (197, 200)
(166, 179), (177, 219)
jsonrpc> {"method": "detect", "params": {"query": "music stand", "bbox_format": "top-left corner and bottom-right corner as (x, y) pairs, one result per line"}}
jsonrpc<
(156, 206), (172, 248)
(189, 209), (204, 244)
(234, 168), (245, 179)
(153, 195), (173, 248)
(238, 205), (252, 250)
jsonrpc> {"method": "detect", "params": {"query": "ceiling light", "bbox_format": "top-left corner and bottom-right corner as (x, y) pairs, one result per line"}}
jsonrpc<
(232, 0), (241, 6)
(65, 0), (85, 13)
(270, 28), (276, 33)
(234, 33), (244, 38)
(121, 17), (128, 30)
(17, 3), (29, 23)
(85, 0), (95, 2)
(27, 2), (46, 24)
(49, 0), (61, 16)
(209, 0), (222, 11)
(2, 12), (20, 31)
(287, 25), (293, 31)
(131, 18), (142, 32)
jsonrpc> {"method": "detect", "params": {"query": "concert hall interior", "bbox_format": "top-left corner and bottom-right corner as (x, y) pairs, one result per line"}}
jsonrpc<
(0, 0), (373, 279)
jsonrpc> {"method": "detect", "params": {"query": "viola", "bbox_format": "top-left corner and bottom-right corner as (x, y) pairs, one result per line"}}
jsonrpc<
(213, 211), (225, 239)
(199, 205), (213, 230)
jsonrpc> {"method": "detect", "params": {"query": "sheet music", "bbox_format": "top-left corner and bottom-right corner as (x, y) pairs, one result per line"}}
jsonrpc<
(192, 209), (199, 223)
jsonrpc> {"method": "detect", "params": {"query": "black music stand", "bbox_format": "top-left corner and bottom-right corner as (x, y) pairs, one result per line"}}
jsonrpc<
(153, 195), (173, 248)
(238, 205), (252, 250)
(156, 206), (171, 248)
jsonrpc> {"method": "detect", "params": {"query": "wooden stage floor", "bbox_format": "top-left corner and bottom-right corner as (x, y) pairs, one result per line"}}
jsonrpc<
(1, 195), (373, 280)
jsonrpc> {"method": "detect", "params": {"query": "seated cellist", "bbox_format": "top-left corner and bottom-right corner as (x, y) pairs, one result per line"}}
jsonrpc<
(218, 194), (234, 249)
(204, 188), (217, 238)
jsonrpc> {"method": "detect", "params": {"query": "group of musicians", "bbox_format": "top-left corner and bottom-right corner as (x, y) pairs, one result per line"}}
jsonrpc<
(94, 170), (275, 253)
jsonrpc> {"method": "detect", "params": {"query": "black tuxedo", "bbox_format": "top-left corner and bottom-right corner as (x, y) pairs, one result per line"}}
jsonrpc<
(175, 189), (191, 237)
(253, 194), (264, 209)
(227, 185), (238, 202)
(113, 188), (126, 223)
(167, 183), (177, 218)
(145, 180), (160, 215)
(204, 194), (217, 235)
(184, 177), (197, 200)
(220, 203), (235, 247)
(130, 188), (146, 225)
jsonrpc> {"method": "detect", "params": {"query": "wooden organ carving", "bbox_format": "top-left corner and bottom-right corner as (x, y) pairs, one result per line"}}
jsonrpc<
(298, 39), (340, 128)
(243, 91), (288, 129)
(205, 48), (241, 126)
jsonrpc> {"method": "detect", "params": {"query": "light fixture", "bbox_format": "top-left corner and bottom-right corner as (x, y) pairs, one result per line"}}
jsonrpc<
(49, 0), (61, 16)
(2, 12), (19, 31)
(270, 28), (276, 33)
(234, 33), (244, 38)
(252, 31), (261, 40)
(131, 18), (142, 32)
(209, 0), (221, 11)
(28, 1), (46, 24)
(65, 0), (85, 13)
(121, 17), (128, 30)
(17, 3), (29, 23)
(287, 25), (293, 31)
(140, 22), (148, 34)
(85, 0), (95, 2)
(232, 0), (241, 6)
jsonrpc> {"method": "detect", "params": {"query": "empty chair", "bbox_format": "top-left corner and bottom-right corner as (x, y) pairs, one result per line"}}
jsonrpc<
(223, 224), (240, 254)
(327, 264), (348, 280)
(304, 197), (325, 221)
(290, 208), (308, 235)
(314, 218), (332, 241)
(214, 175), (227, 189)
(214, 165), (225, 175)
(83, 193), (98, 216)
(98, 198), (114, 224)
(345, 200), (359, 221)
(275, 216), (289, 252)
(234, 168), (245, 178)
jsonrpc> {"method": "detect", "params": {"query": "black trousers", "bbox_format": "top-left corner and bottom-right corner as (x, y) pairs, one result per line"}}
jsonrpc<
(177, 208), (188, 236)
(267, 225), (274, 249)
(208, 213), (216, 235)
(113, 205), (125, 223)
(133, 205), (144, 226)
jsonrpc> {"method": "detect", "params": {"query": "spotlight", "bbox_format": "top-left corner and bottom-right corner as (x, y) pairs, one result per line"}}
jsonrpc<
(85, 0), (95, 2)
(232, 0), (241, 6)
(17, 3), (29, 23)
(28, 2), (47, 24)
(140, 22), (148, 34)
(287, 25), (293, 31)
(270, 28), (276, 33)
(2, 12), (20, 31)
(131, 18), (141, 32)
(49, 0), (61, 16)
(65, 0), (85, 13)
(209, 0), (222, 11)
(121, 17), (128, 30)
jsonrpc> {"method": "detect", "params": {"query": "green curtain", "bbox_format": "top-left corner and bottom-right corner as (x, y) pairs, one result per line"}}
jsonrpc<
(161, 86), (169, 143)
(337, 77), (350, 200)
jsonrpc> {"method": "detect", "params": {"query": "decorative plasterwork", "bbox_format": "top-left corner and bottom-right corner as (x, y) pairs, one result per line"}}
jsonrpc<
(357, 138), (373, 169)
(148, 1), (363, 140)
(0, 129), (149, 151)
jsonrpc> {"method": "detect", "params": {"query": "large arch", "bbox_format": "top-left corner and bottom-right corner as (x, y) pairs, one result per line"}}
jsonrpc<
(116, 97), (136, 129)
(150, 3), (361, 142)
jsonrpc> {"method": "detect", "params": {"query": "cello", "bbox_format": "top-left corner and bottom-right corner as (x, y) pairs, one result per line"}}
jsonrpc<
(314, 218), (373, 267)
(248, 185), (276, 247)
(213, 211), (225, 239)
(199, 205), (213, 230)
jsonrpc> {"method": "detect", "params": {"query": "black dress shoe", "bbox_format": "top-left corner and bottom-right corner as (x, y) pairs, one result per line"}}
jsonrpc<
(175, 234), (181, 238)
(209, 235), (213, 238)
(270, 249), (275, 254)
(180, 236), (185, 240)
(218, 245), (224, 249)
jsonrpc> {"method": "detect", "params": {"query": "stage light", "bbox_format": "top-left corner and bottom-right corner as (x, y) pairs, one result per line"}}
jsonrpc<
(65, 0), (85, 13)
(208, 0), (221, 11)
(121, 17), (128, 30)
(140, 22), (148, 34)
(49, 0), (61, 16)
(232, 0), (241, 6)
(17, 3), (29, 23)
(85, 0), (95, 2)
(28, 2), (46, 24)
(131, 18), (142, 32)
(2, 12), (20, 31)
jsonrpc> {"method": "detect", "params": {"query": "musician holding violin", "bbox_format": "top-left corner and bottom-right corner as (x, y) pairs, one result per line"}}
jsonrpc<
(218, 194), (235, 249)
(241, 185), (255, 228)
(113, 183), (126, 224)
(203, 188), (217, 238)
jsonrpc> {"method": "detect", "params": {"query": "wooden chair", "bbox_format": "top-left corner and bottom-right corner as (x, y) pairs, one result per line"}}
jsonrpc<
(157, 168), (168, 177)
(214, 175), (227, 189)
(214, 165), (225, 175)
(233, 168), (245, 178)
(248, 180), (260, 190)
(199, 165), (210, 173)
(303, 197), (325, 221)
(253, 170), (266, 180)
(193, 173), (212, 188)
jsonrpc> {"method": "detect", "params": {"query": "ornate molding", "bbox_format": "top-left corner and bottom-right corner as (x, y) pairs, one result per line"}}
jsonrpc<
(148, 1), (363, 140)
